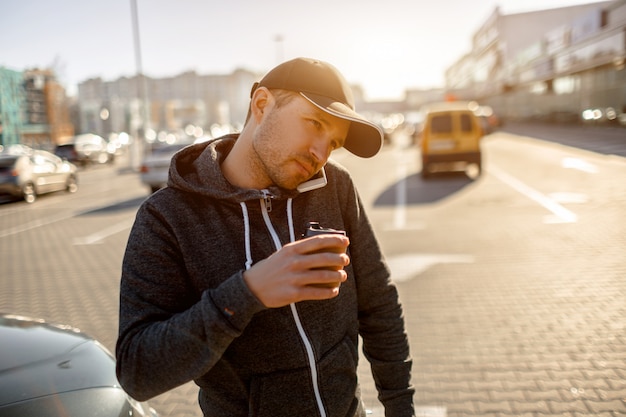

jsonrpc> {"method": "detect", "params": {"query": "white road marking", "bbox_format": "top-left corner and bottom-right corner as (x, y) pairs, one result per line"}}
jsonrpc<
(366, 405), (447, 417)
(393, 164), (408, 229)
(387, 253), (475, 282)
(548, 192), (589, 204)
(383, 143), (424, 231)
(0, 211), (75, 238)
(72, 219), (135, 245)
(415, 406), (448, 417)
(487, 164), (577, 224)
(561, 157), (598, 173)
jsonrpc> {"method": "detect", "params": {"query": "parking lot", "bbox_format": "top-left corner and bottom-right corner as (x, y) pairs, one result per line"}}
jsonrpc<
(1, 124), (625, 416)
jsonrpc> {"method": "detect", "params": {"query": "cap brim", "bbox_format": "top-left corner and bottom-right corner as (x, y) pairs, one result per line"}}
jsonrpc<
(300, 93), (383, 158)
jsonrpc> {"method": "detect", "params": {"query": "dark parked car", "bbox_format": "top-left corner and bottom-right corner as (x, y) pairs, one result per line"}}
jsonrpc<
(0, 149), (78, 203)
(0, 313), (159, 416)
(54, 134), (112, 166)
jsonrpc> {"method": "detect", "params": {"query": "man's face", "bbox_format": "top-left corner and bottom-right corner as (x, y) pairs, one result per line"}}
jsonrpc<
(251, 93), (350, 190)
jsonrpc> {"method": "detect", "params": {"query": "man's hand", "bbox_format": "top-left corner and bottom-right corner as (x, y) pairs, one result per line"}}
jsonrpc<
(243, 234), (350, 308)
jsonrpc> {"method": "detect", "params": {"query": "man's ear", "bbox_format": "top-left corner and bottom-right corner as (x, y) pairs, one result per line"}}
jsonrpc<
(250, 87), (273, 123)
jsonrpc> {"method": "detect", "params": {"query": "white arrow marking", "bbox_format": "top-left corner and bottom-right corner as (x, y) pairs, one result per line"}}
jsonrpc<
(386, 253), (475, 282)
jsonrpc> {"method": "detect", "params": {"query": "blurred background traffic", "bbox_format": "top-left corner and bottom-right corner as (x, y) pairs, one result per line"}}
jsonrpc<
(1, 0), (624, 173)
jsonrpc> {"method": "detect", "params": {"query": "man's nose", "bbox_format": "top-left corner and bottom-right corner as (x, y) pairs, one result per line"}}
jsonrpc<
(309, 137), (332, 163)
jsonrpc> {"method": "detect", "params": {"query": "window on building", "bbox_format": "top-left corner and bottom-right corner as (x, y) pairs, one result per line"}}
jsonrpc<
(531, 82), (548, 95)
(554, 76), (578, 95)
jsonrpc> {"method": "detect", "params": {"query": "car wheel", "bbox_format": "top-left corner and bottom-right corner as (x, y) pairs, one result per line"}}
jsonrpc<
(66, 175), (78, 193)
(22, 182), (36, 203)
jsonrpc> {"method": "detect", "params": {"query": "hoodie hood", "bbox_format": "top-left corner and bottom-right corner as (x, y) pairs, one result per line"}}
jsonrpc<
(167, 134), (300, 202)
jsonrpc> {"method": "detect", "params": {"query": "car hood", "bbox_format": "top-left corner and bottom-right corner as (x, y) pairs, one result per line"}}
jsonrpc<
(0, 314), (119, 406)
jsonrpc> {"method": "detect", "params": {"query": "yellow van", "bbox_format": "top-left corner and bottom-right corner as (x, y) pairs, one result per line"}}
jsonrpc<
(418, 101), (484, 178)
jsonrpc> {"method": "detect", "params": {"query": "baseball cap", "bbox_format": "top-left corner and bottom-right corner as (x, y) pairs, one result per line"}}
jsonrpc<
(250, 57), (383, 158)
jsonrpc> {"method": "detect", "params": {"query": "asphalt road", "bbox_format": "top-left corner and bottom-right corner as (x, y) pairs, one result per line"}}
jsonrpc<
(1, 123), (625, 417)
(497, 121), (626, 158)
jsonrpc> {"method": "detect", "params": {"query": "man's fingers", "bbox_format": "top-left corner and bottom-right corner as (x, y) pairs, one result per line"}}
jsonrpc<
(293, 235), (350, 255)
(297, 268), (347, 288)
(297, 251), (350, 271)
(293, 281), (343, 302)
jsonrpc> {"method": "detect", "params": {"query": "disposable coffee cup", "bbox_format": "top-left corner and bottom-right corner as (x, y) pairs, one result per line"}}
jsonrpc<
(302, 222), (347, 288)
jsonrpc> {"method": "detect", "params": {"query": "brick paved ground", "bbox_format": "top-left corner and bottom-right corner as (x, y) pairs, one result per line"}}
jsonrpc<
(1, 126), (625, 417)
(385, 135), (626, 416)
(397, 211), (626, 416)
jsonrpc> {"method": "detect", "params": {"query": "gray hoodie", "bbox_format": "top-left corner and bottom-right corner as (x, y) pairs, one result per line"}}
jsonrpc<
(116, 135), (414, 417)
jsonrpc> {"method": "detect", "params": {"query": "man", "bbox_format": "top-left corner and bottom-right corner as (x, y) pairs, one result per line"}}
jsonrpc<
(116, 57), (414, 417)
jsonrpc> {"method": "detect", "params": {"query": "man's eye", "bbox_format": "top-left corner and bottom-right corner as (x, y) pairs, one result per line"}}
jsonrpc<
(309, 119), (322, 129)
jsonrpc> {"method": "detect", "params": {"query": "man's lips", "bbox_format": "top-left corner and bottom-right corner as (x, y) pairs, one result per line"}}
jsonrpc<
(295, 160), (315, 178)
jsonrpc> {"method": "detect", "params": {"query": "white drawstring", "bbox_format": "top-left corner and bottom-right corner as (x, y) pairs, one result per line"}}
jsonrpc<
(287, 198), (295, 242)
(257, 197), (327, 417)
(240, 202), (253, 271)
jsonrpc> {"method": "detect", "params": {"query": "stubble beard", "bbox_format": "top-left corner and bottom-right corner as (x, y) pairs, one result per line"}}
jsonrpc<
(252, 109), (306, 191)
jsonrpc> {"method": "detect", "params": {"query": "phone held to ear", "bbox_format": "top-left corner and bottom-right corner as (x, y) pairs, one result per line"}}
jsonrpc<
(297, 167), (327, 192)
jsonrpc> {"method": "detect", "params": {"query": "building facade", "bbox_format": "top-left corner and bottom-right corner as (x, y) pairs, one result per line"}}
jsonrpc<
(0, 67), (74, 150)
(0, 67), (24, 148)
(77, 68), (262, 142)
(445, 0), (626, 124)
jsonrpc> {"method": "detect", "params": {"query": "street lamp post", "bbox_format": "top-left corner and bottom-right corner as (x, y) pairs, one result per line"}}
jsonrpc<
(130, 0), (149, 168)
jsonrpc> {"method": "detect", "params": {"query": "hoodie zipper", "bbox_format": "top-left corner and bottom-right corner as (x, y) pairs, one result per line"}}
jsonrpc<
(261, 189), (272, 213)
(258, 196), (327, 417)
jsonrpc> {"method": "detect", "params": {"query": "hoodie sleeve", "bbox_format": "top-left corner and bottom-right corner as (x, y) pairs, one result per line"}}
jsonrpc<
(340, 176), (415, 416)
(115, 199), (265, 401)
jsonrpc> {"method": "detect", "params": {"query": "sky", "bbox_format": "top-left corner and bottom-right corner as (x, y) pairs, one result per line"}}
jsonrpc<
(0, 0), (610, 101)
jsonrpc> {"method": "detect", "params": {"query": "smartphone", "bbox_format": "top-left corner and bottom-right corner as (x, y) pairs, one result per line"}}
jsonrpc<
(297, 166), (327, 193)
